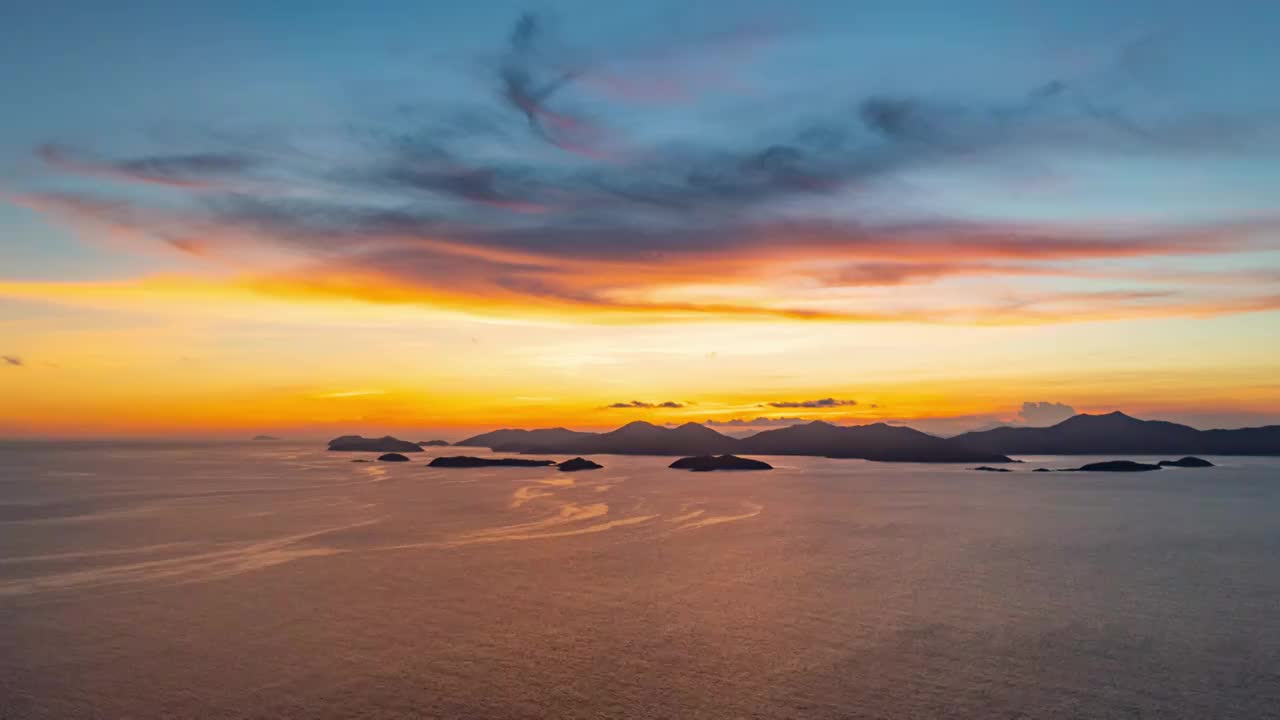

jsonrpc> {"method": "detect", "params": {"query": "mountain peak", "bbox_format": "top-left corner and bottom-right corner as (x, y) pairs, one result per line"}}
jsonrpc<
(1060, 411), (1139, 427)
(671, 422), (730, 438)
(951, 410), (1264, 455)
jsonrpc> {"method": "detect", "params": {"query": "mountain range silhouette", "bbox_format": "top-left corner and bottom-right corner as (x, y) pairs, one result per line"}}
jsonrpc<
(951, 411), (1280, 455)
(451, 412), (1279, 461)
(456, 419), (1011, 463)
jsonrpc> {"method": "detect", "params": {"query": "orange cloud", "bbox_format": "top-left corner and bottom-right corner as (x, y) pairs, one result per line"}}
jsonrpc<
(7, 186), (1280, 327)
(3, 265), (1279, 329)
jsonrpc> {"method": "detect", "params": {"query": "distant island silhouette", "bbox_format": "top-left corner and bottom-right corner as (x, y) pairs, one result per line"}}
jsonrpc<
(1066, 460), (1163, 472)
(978, 456), (1213, 472)
(953, 411), (1279, 455)
(557, 457), (603, 472)
(670, 455), (773, 471)
(1159, 456), (1215, 467)
(252, 434), (281, 441)
(416, 440), (451, 447)
(428, 456), (557, 468)
(454, 427), (596, 452)
(328, 413), (1275, 463)
(327, 435), (423, 452)
(738, 420), (1012, 462)
(455, 420), (1011, 463)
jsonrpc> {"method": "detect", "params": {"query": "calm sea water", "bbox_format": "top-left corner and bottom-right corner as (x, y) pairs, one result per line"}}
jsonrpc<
(1, 442), (1278, 719)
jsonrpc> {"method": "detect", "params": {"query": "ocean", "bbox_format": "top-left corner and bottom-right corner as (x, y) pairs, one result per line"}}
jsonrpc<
(2, 442), (1278, 719)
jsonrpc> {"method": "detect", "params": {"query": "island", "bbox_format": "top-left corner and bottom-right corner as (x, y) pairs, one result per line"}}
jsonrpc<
(428, 456), (558, 468)
(377, 453), (411, 462)
(252, 435), (281, 441)
(953, 411), (1280, 456)
(1158, 456), (1214, 467)
(336, 410), (1265, 464)
(1066, 460), (1162, 472)
(557, 457), (603, 472)
(669, 454), (773, 472)
(971, 466), (1011, 472)
(327, 435), (423, 453)
(454, 427), (596, 451)
(746, 421), (1013, 463)
(455, 419), (1011, 463)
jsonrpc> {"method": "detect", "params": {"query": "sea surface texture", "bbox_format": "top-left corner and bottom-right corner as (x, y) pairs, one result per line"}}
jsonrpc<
(2, 443), (1278, 719)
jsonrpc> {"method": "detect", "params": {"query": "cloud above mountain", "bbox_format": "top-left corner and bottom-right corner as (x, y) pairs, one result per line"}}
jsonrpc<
(605, 400), (685, 409)
(702, 416), (809, 427)
(765, 398), (858, 408)
(1018, 401), (1077, 426)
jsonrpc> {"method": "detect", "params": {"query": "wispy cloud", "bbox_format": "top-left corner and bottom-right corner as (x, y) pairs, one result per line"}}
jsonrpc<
(765, 397), (857, 408)
(2, 355), (23, 367)
(311, 389), (386, 399)
(492, 13), (782, 159)
(702, 416), (809, 427)
(604, 400), (684, 409)
(38, 144), (258, 191)
(498, 13), (613, 159)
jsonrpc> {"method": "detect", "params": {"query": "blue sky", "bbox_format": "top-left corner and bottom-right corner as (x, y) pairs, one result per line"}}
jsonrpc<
(4, 2), (1277, 199)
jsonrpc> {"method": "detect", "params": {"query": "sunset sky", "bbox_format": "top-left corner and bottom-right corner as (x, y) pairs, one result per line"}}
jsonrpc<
(2, 0), (1278, 438)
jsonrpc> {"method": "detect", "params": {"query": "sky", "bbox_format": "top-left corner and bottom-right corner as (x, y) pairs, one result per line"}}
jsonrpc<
(1, 0), (1278, 439)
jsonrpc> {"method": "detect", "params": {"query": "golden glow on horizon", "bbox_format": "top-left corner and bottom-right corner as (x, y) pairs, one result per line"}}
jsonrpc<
(3, 291), (1277, 437)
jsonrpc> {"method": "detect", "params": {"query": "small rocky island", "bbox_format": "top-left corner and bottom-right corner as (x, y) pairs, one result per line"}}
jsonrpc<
(669, 455), (773, 472)
(970, 466), (1011, 472)
(252, 434), (281, 441)
(1068, 460), (1162, 472)
(558, 457), (603, 472)
(1158, 456), (1214, 467)
(428, 456), (558, 468)
(416, 440), (451, 447)
(327, 435), (423, 452)
(377, 453), (411, 462)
